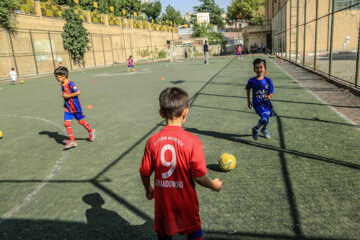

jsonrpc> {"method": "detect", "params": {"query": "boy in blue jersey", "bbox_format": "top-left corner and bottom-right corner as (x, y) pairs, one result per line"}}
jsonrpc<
(245, 59), (274, 140)
(54, 66), (95, 149)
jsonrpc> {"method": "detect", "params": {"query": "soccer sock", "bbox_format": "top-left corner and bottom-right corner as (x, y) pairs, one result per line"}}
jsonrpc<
(64, 121), (75, 141)
(260, 113), (269, 130)
(255, 119), (263, 129)
(187, 228), (204, 240)
(78, 119), (92, 133)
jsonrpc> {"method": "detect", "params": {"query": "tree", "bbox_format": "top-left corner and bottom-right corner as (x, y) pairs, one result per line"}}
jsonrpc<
(193, 0), (224, 26)
(161, 5), (184, 25)
(0, 0), (20, 33)
(227, 0), (265, 26)
(192, 23), (226, 45)
(143, 1), (161, 21)
(62, 8), (90, 66)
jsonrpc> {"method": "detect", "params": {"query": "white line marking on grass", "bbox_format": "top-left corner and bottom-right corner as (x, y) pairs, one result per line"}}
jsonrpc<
(0, 115), (70, 223)
(271, 60), (359, 129)
(95, 70), (152, 77)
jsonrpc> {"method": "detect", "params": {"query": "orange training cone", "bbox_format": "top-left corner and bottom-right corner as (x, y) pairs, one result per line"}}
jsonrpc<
(92, 81), (96, 84)
(86, 105), (93, 109)
(160, 77), (165, 81)
(266, 72), (270, 75)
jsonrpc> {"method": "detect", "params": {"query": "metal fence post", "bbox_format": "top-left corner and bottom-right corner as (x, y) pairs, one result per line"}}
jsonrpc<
(91, 34), (96, 67)
(29, 30), (39, 75)
(129, 33), (133, 56)
(328, 0), (335, 76)
(314, 0), (319, 70)
(121, 33), (127, 61)
(101, 35), (106, 66)
(303, 0), (307, 65)
(289, 0), (292, 60)
(8, 31), (19, 77)
(48, 31), (56, 69)
(355, 25), (360, 87)
(296, 0), (299, 62)
(110, 35), (115, 64)
(149, 30), (154, 61)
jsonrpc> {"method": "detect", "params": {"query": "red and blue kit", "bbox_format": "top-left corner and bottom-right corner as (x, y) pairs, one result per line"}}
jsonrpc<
(62, 80), (84, 120)
(128, 58), (134, 68)
(237, 46), (242, 56)
(140, 126), (207, 236)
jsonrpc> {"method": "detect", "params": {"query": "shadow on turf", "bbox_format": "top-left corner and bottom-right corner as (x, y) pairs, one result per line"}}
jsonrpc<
(0, 193), (154, 240)
(39, 131), (88, 145)
(185, 127), (360, 170)
(191, 104), (359, 128)
(197, 92), (360, 109)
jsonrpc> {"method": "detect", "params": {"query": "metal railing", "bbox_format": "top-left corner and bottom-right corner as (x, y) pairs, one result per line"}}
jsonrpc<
(272, 0), (360, 87)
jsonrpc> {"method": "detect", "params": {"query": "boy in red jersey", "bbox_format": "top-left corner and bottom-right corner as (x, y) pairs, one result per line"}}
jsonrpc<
(54, 66), (95, 149)
(139, 87), (223, 240)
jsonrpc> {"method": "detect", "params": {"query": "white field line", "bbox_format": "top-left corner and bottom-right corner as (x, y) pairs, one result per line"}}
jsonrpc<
(0, 115), (70, 223)
(271, 60), (359, 129)
(95, 70), (152, 77)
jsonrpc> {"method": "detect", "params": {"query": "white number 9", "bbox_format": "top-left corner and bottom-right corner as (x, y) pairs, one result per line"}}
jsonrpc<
(161, 144), (176, 179)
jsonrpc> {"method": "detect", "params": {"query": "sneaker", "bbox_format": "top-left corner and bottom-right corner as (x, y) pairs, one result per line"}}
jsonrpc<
(89, 129), (95, 142)
(64, 141), (77, 149)
(261, 128), (271, 139)
(252, 127), (259, 140)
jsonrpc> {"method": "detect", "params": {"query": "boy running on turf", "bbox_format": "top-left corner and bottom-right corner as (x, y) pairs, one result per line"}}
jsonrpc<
(245, 59), (274, 140)
(139, 87), (223, 240)
(54, 66), (95, 149)
(9, 68), (17, 85)
(128, 55), (134, 72)
(236, 45), (242, 60)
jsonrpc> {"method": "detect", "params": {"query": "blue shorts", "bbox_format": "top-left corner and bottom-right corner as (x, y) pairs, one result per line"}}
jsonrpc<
(128, 64), (134, 68)
(237, 52), (241, 56)
(64, 111), (85, 121)
(254, 105), (273, 117)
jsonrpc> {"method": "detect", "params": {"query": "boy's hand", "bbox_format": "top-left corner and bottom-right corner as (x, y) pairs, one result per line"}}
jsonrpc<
(146, 186), (154, 200)
(264, 94), (273, 101)
(61, 93), (69, 99)
(212, 178), (223, 192)
(247, 100), (252, 109)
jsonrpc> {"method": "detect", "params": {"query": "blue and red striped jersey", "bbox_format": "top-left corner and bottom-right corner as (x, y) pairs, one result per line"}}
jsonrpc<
(62, 80), (82, 113)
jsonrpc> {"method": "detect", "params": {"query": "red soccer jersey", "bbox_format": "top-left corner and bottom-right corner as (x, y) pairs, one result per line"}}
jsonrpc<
(139, 125), (207, 236)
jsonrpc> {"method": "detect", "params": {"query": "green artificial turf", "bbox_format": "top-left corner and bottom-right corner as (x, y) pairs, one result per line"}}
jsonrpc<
(0, 56), (359, 240)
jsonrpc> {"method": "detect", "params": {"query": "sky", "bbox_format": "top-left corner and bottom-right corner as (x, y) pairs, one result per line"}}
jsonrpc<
(159, 0), (231, 15)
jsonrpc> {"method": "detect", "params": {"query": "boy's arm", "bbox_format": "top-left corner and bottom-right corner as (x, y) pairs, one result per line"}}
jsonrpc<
(140, 174), (154, 200)
(62, 91), (80, 99)
(194, 175), (222, 192)
(246, 89), (252, 108)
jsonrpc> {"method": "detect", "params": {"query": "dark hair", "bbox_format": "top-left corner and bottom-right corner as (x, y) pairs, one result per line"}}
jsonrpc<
(159, 87), (189, 120)
(253, 58), (266, 68)
(11, 68), (14, 70)
(54, 66), (69, 78)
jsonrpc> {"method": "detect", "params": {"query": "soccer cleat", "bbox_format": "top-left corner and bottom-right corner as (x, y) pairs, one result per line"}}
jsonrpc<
(252, 127), (259, 140)
(89, 129), (95, 142)
(261, 128), (271, 139)
(64, 141), (77, 149)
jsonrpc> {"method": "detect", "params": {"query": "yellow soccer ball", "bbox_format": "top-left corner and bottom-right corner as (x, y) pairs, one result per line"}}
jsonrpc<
(0, 130), (3, 139)
(132, 68), (135, 72)
(218, 153), (236, 172)
(20, 80), (24, 84)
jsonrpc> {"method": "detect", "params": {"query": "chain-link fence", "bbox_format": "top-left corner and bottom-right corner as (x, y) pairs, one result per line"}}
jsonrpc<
(272, 0), (360, 87)
(0, 28), (173, 80)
